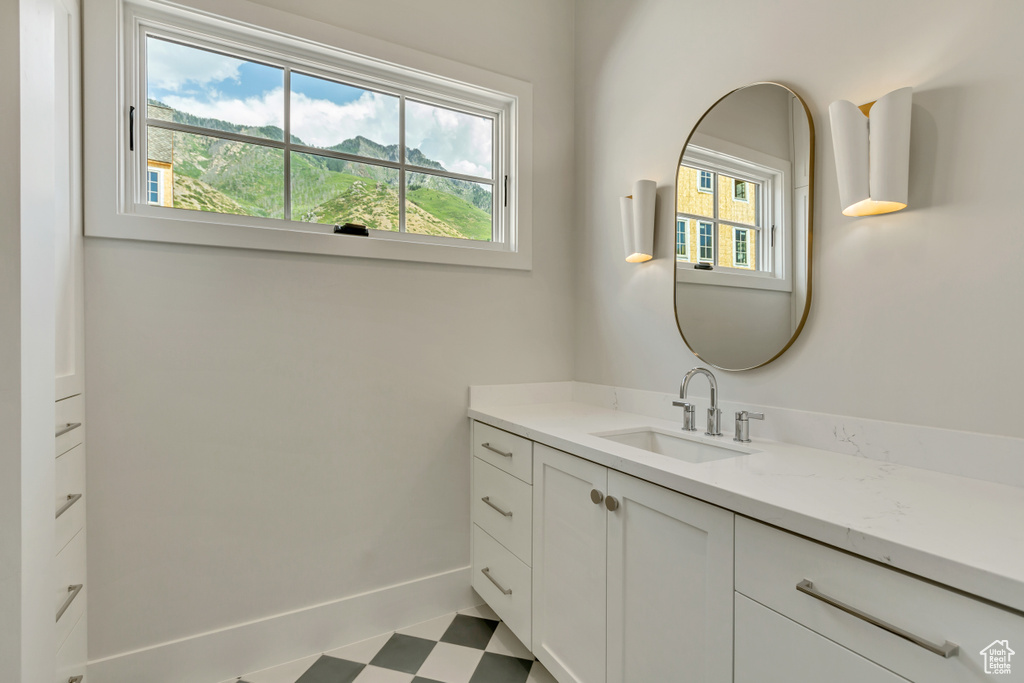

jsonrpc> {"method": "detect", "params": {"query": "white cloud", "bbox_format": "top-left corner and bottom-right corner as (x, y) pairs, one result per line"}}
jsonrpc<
(162, 88), (284, 130)
(158, 84), (493, 178)
(148, 38), (243, 93)
(291, 91), (399, 149)
(406, 102), (493, 179)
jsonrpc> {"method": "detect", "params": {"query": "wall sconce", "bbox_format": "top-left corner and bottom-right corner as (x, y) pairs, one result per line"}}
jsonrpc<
(620, 179), (656, 262)
(829, 87), (912, 217)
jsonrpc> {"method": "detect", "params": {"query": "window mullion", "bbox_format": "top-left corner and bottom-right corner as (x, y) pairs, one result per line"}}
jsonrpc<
(283, 67), (292, 221)
(713, 172), (719, 266)
(398, 94), (406, 233)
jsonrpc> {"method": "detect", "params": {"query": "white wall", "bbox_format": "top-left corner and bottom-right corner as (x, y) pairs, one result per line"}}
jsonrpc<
(1, 1), (58, 681)
(83, 0), (575, 664)
(574, 0), (1024, 440)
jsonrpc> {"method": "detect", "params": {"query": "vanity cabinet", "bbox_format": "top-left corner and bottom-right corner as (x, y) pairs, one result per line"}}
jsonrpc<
(735, 517), (1024, 683)
(470, 422), (535, 645)
(532, 443), (734, 683)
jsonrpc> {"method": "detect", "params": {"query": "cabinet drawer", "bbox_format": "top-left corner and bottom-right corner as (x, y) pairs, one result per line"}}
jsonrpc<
(736, 517), (1024, 682)
(472, 458), (532, 564)
(473, 422), (532, 483)
(472, 524), (531, 647)
(56, 608), (87, 683)
(55, 529), (86, 651)
(735, 593), (909, 683)
(55, 444), (86, 554)
(55, 394), (84, 457)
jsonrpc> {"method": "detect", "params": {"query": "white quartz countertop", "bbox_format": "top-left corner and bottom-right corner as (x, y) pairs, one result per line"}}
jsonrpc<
(468, 400), (1024, 614)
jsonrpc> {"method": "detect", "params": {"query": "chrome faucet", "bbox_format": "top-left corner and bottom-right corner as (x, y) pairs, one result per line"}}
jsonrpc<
(673, 367), (722, 436)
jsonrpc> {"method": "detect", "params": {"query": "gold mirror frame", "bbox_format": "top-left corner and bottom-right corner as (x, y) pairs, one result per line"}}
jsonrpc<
(673, 82), (815, 371)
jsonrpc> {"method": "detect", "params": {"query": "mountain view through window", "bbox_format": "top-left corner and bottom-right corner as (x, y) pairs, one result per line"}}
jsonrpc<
(145, 37), (496, 241)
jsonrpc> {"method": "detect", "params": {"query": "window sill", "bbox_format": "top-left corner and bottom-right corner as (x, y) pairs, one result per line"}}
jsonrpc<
(675, 263), (792, 292)
(87, 211), (532, 269)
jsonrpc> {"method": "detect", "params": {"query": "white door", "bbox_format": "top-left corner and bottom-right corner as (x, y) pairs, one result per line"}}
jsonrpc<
(606, 471), (735, 683)
(532, 444), (608, 683)
(735, 594), (910, 683)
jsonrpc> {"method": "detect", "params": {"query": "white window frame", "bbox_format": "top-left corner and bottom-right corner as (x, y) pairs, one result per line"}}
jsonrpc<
(733, 227), (750, 267)
(147, 167), (162, 205)
(676, 218), (689, 259)
(676, 133), (792, 292)
(698, 170), (713, 194)
(698, 221), (714, 263)
(85, 0), (533, 270)
(733, 179), (748, 202)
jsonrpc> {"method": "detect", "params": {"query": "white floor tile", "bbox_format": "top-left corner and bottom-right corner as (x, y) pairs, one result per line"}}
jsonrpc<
(397, 612), (457, 641)
(352, 665), (415, 683)
(484, 622), (533, 660)
(457, 603), (498, 621)
(242, 653), (320, 683)
(324, 632), (393, 665)
(414, 642), (484, 683)
(526, 661), (559, 683)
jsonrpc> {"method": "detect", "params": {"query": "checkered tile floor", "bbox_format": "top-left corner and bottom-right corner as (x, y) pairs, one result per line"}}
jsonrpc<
(229, 606), (556, 683)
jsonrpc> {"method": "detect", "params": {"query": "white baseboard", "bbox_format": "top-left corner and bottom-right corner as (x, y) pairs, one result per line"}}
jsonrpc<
(87, 566), (475, 683)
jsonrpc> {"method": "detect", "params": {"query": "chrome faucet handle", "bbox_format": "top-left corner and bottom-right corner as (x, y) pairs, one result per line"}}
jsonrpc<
(672, 400), (697, 431)
(734, 411), (764, 443)
(707, 407), (723, 437)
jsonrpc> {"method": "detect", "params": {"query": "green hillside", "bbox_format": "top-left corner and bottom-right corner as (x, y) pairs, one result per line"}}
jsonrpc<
(407, 187), (492, 241)
(150, 101), (493, 241)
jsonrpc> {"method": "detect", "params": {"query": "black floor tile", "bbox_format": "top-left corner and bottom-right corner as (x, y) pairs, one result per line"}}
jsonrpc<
(295, 655), (365, 683)
(439, 614), (500, 650)
(468, 652), (533, 683)
(368, 633), (437, 674)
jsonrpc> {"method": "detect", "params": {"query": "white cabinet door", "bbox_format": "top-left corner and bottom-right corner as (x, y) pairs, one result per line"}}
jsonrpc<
(735, 593), (910, 683)
(532, 444), (608, 683)
(606, 470), (734, 683)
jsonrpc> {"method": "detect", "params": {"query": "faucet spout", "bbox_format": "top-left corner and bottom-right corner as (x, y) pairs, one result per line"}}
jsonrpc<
(681, 367), (718, 410)
(679, 367), (722, 436)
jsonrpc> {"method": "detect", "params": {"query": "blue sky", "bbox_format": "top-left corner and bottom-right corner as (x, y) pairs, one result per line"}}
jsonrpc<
(147, 36), (493, 178)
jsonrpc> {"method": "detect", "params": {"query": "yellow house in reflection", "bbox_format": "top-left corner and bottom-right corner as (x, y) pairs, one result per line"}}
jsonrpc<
(676, 164), (757, 270)
(147, 103), (175, 208)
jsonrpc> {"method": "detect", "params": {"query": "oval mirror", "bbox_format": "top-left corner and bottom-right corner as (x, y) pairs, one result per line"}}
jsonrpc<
(674, 82), (814, 371)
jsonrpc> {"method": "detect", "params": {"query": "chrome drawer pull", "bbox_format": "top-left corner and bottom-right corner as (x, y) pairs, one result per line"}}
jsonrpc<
(55, 422), (82, 438)
(481, 567), (512, 595)
(55, 493), (83, 519)
(481, 496), (513, 517)
(481, 442), (513, 458)
(796, 579), (958, 658)
(56, 584), (83, 622)
(69, 677), (84, 683)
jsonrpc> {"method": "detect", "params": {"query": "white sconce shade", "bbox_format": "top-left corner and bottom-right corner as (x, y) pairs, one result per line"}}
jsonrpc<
(829, 87), (912, 217)
(621, 179), (656, 262)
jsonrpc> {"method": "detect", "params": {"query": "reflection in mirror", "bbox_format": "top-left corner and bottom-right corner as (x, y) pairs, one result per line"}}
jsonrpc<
(674, 83), (813, 371)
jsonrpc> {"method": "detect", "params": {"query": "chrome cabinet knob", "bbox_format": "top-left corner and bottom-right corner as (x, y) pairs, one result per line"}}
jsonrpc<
(605, 496), (620, 512)
(591, 489), (605, 505)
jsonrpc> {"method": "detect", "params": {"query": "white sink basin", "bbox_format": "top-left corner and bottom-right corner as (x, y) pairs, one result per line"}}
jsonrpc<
(593, 426), (756, 464)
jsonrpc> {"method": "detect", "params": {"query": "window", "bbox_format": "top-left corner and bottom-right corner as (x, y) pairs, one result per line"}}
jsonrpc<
(147, 169), (162, 205)
(676, 143), (790, 291)
(699, 222), (714, 262)
(698, 170), (713, 193)
(677, 162), (763, 272)
(102, 3), (532, 269)
(734, 228), (749, 267)
(676, 219), (689, 259)
(734, 180), (747, 202)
